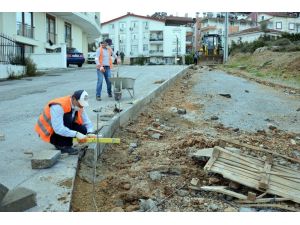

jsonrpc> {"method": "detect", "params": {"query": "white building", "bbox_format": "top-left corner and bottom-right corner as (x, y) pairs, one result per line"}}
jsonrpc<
(100, 13), (191, 65)
(247, 12), (300, 33)
(0, 12), (101, 70)
(229, 27), (282, 46)
(200, 17), (255, 36)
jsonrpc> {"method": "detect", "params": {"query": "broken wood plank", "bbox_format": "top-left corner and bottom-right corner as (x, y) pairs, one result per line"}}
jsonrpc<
(259, 161), (272, 190)
(146, 127), (165, 134)
(247, 192), (256, 201)
(220, 138), (300, 164)
(189, 185), (247, 200)
(204, 147), (220, 171)
(205, 147), (300, 203)
(214, 162), (300, 193)
(236, 197), (290, 204)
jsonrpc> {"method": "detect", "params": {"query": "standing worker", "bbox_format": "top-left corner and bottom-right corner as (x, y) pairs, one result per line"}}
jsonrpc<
(120, 51), (125, 65)
(95, 40), (120, 101)
(35, 90), (94, 155)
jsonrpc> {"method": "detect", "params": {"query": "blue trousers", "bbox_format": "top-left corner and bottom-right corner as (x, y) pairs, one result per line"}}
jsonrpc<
(96, 66), (112, 97)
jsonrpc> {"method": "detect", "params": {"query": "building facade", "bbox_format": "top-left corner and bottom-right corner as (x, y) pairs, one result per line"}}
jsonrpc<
(100, 13), (192, 65)
(247, 12), (300, 33)
(0, 12), (101, 69)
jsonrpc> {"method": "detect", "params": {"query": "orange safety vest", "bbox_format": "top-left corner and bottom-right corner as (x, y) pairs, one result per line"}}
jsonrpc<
(99, 46), (113, 69)
(34, 96), (83, 143)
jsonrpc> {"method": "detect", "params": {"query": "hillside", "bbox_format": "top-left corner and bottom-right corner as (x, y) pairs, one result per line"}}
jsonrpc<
(221, 50), (300, 89)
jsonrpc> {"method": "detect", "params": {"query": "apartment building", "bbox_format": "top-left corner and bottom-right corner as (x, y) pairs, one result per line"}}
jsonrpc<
(247, 12), (300, 33)
(0, 12), (101, 69)
(100, 13), (193, 65)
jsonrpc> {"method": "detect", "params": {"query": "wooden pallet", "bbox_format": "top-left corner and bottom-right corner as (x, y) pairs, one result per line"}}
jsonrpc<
(204, 146), (300, 204)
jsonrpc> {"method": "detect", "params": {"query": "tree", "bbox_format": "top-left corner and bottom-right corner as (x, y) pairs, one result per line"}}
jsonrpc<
(151, 12), (167, 20)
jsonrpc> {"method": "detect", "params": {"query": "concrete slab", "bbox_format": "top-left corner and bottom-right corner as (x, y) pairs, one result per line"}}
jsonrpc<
(0, 65), (188, 211)
(0, 187), (36, 212)
(31, 150), (61, 169)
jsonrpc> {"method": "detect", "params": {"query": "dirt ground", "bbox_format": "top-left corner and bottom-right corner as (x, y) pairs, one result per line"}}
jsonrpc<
(71, 66), (300, 212)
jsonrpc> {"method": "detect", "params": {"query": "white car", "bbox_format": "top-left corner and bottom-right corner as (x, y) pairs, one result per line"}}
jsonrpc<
(87, 52), (96, 64)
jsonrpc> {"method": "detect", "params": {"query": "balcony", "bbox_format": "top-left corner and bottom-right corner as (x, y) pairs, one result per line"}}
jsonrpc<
(149, 38), (163, 42)
(149, 50), (164, 56)
(50, 12), (101, 41)
(17, 22), (34, 39)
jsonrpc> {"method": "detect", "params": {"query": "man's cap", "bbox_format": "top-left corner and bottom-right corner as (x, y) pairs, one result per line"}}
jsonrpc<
(72, 90), (89, 107)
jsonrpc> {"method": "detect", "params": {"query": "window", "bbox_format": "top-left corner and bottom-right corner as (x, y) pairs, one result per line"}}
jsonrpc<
(143, 21), (149, 29)
(143, 44), (148, 51)
(131, 33), (138, 40)
(289, 23), (295, 30)
(46, 14), (56, 45)
(131, 21), (138, 28)
(65, 22), (72, 48)
(16, 12), (34, 38)
(261, 16), (264, 20)
(111, 24), (114, 29)
(119, 22), (126, 32)
(131, 45), (138, 54)
(276, 22), (282, 29)
(143, 33), (148, 40)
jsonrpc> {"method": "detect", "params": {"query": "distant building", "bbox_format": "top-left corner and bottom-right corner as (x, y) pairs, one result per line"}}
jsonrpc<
(247, 12), (300, 33)
(100, 12), (194, 65)
(229, 27), (282, 46)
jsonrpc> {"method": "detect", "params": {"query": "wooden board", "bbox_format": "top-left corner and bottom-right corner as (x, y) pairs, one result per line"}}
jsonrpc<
(205, 146), (300, 204)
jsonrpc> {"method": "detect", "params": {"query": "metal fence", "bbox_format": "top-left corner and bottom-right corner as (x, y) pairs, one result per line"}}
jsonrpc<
(0, 33), (25, 65)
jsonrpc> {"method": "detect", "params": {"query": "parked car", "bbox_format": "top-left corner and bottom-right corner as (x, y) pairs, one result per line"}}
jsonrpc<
(87, 52), (96, 64)
(67, 48), (85, 67)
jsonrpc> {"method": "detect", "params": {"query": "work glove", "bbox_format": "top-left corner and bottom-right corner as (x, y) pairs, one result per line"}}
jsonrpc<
(75, 131), (87, 143)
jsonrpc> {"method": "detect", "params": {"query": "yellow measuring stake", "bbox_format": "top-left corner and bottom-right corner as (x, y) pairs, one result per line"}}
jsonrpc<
(73, 137), (120, 144)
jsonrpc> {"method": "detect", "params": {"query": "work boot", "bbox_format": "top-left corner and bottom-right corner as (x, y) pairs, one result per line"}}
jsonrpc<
(96, 96), (101, 101)
(55, 145), (79, 155)
(108, 94), (113, 97)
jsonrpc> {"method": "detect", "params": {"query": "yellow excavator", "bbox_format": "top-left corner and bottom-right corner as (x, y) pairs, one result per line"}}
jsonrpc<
(199, 34), (223, 64)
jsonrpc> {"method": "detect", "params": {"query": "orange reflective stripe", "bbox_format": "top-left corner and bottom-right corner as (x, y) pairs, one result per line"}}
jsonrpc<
(35, 96), (84, 143)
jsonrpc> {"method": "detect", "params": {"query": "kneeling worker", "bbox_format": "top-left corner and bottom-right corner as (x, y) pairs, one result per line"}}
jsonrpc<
(35, 90), (94, 155)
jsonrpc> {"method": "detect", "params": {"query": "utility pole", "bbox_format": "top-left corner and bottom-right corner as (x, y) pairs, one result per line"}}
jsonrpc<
(176, 36), (179, 59)
(223, 12), (229, 63)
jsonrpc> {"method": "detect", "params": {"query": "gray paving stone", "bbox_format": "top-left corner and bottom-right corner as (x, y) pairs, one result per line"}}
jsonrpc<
(0, 187), (36, 212)
(31, 150), (61, 169)
(0, 183), (9, 202)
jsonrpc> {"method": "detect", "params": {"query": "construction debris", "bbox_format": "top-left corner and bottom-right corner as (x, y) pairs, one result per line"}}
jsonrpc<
(204, 146), (300, 204)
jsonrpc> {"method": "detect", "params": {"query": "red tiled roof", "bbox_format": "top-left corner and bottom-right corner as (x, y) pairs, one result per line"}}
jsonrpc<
(101, 13), (165, 25)
(230, 26), (282, 36)
(247, 12), (299, 21)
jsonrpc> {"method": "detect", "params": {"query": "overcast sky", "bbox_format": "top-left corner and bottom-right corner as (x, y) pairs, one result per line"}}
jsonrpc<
(4, 0), (298, 20)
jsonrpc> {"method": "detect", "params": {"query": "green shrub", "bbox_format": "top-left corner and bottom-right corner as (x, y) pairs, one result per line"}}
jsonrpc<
(24, 57), (37, 76)
(135, 56), (146, 65)
(185, 54), (194, 65)
(272, 38), (292, 46)
(281, 32), (300, 42)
